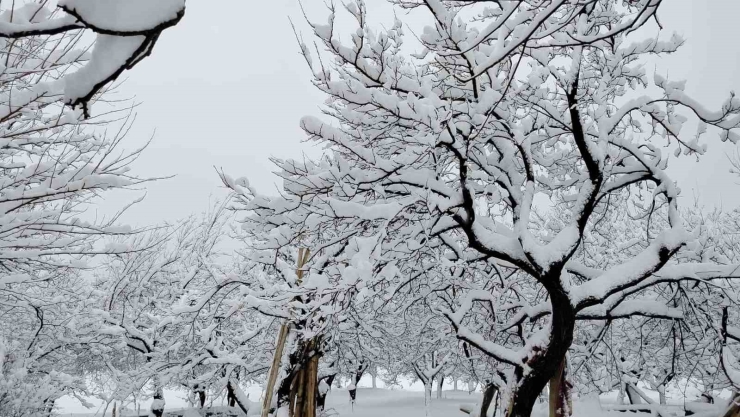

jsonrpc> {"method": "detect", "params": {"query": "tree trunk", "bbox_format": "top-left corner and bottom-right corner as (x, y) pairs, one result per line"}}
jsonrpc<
(44, 398), (56, 417)
(506, 289), (575, 417)
(199, 390), (206, 408)
(424, 381), (433, 417)
(277, 340), (320, 417)
(454, 379), (458, 391)
(227, 380), (251, 415)
(436, 374), (445, 399)
(479, 383), (497, 417)
(317, 374), (334, 411)
(298, 353), (319, 417)
(468, 380), (477, 395)
(625, 384), (643, 405)
(151, 382), (165, 417)
(657, 384), (666, 406)
(348, 362), (367, 403)
(722, 392), (740, 417)
(372, 372), (377, 388)
(111, 402), (117, 417)
(316, 374), (337, 410)
(548, 359), (571, 417)
(228, 388), (236, 407)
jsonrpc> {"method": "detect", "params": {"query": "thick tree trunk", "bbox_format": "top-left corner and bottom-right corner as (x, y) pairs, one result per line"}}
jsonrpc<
(372, 372), (377, 388)
(454, 379), (458, 391)
(548, 359), (571, 417)
(277, 341), (321, 417)
(436, 374), (445, 399)
(722, 392), (740, 417)
(479, 383), (497, 417)
(301, 353), (319, 417)
(506, 289), (575, 417)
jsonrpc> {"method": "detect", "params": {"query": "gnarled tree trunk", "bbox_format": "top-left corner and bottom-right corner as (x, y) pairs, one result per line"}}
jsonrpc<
(506, 289), (575, 417)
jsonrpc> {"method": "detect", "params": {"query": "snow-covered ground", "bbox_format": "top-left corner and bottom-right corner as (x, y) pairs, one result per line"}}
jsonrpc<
(58, 387), (726, 417)
(320, 389), (682, 417)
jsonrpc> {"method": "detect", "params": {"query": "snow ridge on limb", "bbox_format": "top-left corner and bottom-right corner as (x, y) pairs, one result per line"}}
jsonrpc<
(0, 1), (185, 117)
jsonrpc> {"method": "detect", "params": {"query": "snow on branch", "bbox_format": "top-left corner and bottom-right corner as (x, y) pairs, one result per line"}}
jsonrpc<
(0, 0), (185, 117)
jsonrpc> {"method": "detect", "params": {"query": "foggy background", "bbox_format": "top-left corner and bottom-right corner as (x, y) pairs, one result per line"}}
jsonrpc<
(101, 0), (740, 225)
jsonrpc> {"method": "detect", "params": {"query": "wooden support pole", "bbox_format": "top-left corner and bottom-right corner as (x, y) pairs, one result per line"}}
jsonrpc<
(261, 248), (310, 417)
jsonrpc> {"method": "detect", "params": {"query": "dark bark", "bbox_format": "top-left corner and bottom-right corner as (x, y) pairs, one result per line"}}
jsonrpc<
(506, 288), (575, 417)
(151, 387), (165, 417)
(276, 350), (300, 412)
(349, 361), (368, 403)
(225, 380), (251, 416)
(721, 392), (740, 417)
(43, 398), (55, 417)
(479, 382), (497, 417)
(626, 384), (643, 405)
(355, 362), (368, 385)
(276, 338), (322, 417)
(227, 382), (236, 407)
(317, 374), (336, 410)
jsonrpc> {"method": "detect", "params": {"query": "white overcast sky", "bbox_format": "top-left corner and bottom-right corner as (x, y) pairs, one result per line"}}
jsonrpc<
(102, 0), (740, 227)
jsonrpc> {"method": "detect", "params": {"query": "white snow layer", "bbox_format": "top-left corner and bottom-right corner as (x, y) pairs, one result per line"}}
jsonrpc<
(63, 34), (145, 104)
(58, 0), (185, 32)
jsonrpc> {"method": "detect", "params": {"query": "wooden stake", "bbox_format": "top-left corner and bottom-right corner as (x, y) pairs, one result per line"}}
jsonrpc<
(261, 248), (310, 417)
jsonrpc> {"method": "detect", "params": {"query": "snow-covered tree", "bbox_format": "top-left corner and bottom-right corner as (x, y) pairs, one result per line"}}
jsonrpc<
(224, 0), (740, 416)
(0, 0), (185, 117)
(0, 2), (185, 414)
